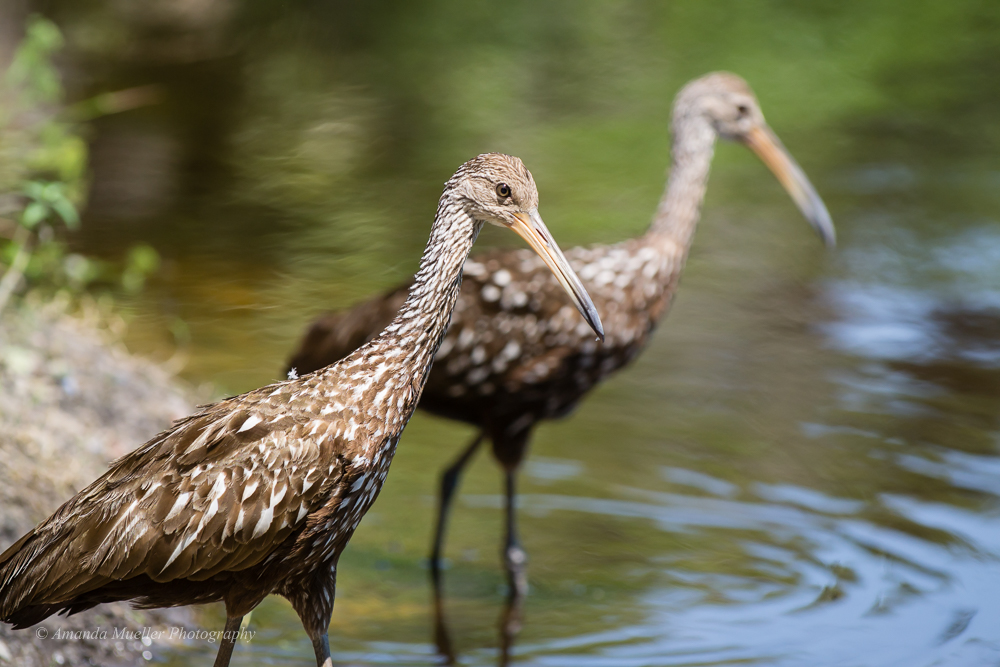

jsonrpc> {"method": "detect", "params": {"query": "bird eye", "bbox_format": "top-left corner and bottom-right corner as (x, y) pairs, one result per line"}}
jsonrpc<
(496, 183), (512, 198)
(736, 104), (749, 116)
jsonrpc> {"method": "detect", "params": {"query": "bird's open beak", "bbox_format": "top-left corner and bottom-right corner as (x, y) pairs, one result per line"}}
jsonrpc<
(510, 209), (605, 341)
(744, 125), (836, 247)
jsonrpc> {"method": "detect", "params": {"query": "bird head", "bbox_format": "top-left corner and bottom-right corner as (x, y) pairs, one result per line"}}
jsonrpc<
(674, 72), (836, 247)
(450, 153), (604, 341)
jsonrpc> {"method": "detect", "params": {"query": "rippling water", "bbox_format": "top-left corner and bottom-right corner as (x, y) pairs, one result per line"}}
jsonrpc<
(39, 0), (1000, 664)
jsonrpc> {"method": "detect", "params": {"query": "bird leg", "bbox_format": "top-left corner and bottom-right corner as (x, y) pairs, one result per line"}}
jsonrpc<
(430, 431), (485, 588)
(212, 615), (245, 667)
(430, 431), (484, 666)
(503, 469), (528, 599)
(432, 598), (457, 667)
(496, 468), (527, 666)
(311, 633), (333, 667)
(288, 574), (336, 667)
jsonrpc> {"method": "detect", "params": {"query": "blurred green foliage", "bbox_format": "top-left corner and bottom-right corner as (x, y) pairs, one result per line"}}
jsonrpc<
(0, 15), (160, 310)
(0, 16), (86, 210)
(121, 244), (161, 294)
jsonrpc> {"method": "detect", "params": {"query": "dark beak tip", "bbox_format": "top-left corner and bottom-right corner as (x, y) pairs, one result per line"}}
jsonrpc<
(815, 218), (837, 249)
(815, 225), (836, 248)
(587, 310), (605, 342)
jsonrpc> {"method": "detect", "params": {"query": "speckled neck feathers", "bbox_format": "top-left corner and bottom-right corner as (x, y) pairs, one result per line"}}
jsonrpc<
(646, 111), (716, 252)
(374, 195), (483, 391)
(309, 190), (483, 450)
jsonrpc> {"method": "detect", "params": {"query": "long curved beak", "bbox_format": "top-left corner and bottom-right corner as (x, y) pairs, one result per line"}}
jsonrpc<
(744, 125), (836, 247)
(511, 209), (605, 341)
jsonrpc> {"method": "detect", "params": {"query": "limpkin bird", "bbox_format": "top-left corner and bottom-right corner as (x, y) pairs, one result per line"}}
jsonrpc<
(0, 153), (603, 667)
(286, 73), (836, 604)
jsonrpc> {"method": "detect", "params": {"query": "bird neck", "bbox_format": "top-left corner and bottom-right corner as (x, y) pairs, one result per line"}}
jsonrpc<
(376, 198), (483, 382)
(645, 116), (717, 253)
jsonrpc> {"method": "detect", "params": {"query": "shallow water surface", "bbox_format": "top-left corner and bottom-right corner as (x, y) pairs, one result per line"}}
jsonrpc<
(44, 1), (1000, 664)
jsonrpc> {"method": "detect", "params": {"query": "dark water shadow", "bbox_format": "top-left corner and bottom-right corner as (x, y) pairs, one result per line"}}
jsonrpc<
(433, 575), (524, 667)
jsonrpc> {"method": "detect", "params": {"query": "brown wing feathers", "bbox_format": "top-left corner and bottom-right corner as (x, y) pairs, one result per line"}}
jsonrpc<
(0, 391), (345, 626)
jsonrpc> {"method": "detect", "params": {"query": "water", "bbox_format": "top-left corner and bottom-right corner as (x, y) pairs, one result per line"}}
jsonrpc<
(39, 0), (1000, 664)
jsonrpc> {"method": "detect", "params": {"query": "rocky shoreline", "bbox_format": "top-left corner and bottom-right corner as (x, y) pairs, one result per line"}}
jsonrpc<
(0, 297), (200, 666)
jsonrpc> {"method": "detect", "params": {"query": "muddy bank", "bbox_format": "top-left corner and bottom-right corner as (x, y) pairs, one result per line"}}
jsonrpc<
(0, 296), (201, 666)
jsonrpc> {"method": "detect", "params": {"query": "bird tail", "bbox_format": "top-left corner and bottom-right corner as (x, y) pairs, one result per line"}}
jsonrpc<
(0, 528), (73, 628)
(0, 527), (156, 629)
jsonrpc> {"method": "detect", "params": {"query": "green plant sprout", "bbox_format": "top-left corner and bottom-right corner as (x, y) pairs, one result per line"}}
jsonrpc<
(0, 15), (85, 314)
(0, 180), (80, 313)
(0, 15), (162, 315)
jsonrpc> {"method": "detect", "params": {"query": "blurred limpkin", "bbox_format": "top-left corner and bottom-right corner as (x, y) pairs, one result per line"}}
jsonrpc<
(0, 154), (602, 667)
(287, 73), (835, 600)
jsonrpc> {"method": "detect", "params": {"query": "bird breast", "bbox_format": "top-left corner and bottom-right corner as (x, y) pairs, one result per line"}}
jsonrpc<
(288, 436), (399, 572)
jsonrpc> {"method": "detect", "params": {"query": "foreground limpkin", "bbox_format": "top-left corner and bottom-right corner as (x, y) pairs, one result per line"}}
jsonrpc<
(286, 73), (836, 604)
(0, 154), (603, 667)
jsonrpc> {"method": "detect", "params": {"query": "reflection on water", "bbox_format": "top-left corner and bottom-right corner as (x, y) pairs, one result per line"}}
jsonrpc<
(827, 224), (1000, 366)
(30, 0), (1000, 665)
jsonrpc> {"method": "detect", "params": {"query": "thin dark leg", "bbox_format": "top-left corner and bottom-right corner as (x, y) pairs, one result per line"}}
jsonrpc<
(503, 469), (528, 599)
(432, 595), (457, 667)
(212, 615), (244, 667)
(430, 431), (484, 665)
(311, 633), (333, 667)
(288, 573), (336, 667)
(430, 431), (485, 587)
(497, 467), (527, 666)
